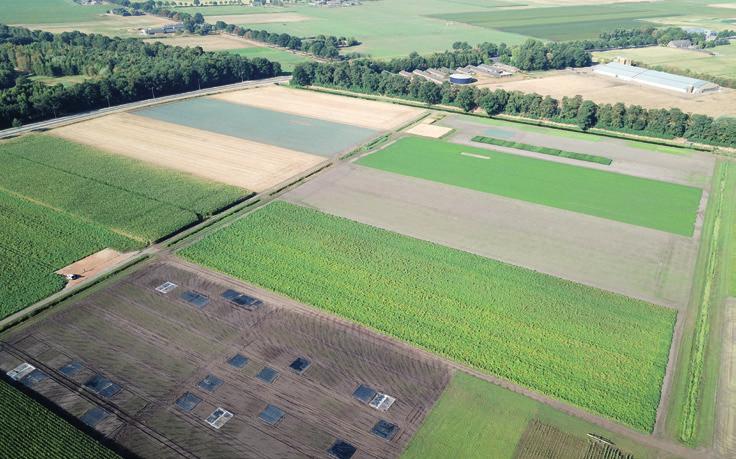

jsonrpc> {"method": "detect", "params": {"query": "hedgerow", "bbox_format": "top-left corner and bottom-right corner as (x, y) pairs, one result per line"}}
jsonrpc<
(471, 135), (612, 165)
(181, 201), (677, 431)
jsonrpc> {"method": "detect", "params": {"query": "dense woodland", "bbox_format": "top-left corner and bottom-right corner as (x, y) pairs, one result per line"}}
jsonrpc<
(291, 59), (736, 148)
(0, 25), (281, 128)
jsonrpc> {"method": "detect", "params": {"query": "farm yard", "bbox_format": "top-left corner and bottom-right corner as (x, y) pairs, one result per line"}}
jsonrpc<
(0, 259), (451, 458)
(358, 136), (703, 236)
(180, 201), (677, 431)
(0, 134), (246, 319)
(0, 378), (119, 458)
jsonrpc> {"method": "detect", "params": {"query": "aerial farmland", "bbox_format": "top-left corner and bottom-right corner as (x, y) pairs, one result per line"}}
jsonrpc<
(2, 0), (736, 457)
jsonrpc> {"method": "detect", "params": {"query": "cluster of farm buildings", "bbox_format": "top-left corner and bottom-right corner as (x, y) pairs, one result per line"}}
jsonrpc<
(593, 62), (720, 94)
(399, 62), (517, 85)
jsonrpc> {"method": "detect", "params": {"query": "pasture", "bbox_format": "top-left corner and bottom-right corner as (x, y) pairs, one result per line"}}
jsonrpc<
(180, 201), (677, 431)
(0, 379), (119, 458)
(0, 134), (246, 317)
(402, 373), (670, 459)
(0, 260), (450, 458)
(358, 136), (702, 236)
(227, 46), (312, 72)
(0, 0), (108, 24)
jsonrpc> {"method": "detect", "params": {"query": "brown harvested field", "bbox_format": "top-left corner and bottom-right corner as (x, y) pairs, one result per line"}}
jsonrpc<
(143, 34), (252, 51)
(0, 259), (450, 458)
(475, 69), (736, 118)
(206, 13), (310, 24)
(441, 115), (716, 188)
(405, 122), (453, 139)
(55, 249), (138, 290)
(283, 163), (700, 308)
(212, 85), (424, 131)
(52, 113), (325, 193)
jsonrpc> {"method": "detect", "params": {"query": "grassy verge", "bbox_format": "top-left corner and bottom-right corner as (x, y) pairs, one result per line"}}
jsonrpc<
(358, 136), (702, 236)
(402, 372), (675, 459)
(181, 201), (676, 431)
(666, 160), (736, 445)
(0, 378), (119, 458)
(471, 135), (612, 165)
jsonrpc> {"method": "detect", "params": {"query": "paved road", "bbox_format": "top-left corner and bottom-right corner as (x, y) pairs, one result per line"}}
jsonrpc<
(0, 76), (291, 139)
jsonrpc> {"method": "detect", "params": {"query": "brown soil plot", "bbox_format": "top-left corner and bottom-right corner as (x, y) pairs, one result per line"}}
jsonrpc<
(144, 34), (253, 51)
(52, 113), (325, 193)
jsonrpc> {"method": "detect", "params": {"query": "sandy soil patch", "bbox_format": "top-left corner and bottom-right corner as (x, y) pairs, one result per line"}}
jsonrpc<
(143, 34), (251, 51)
(56, 249), (137, 289)
(710, 2), (736, 8)
(212, 85), (424, 131)
(406, 122), (453, 138)
(52, 113), (325, 193)
(475, 69), (736, 118)
(206, 13), (310, 24)
(284, 163), (699, 308)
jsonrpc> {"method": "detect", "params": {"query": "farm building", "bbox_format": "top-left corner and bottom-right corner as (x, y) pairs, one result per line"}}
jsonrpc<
(140, 23), (185, 36)
(667, 39), (692, 49)
(450, 73), (474, 85)
(593, 62), (719, 94)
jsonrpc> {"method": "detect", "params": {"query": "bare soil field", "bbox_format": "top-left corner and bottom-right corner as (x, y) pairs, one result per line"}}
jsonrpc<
(212, 85), (424, 131)
(143, 34), (252, 51)
(14, 15), (174, 37)
(52, 113), (325, 193)
(206, 13), (310, 24)
(441, 115), (716, 188)
(0, 259), (451, 458)
(55, 249), (138, 290)
(405, 122), (453, 139)
(475, 69), (736, 118)
(284, 163), (699, 308)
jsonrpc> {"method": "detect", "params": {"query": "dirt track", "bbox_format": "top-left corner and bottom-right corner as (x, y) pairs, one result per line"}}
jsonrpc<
(52, 112), (325, 192)
(212, 85), (424, 131)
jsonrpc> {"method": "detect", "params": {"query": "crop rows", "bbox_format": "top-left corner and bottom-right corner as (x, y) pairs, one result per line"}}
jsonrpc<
(181, 201), (676, 431)
(0, 135), (247, 242)
(0, 379), (119, 459)
(471, 135), (612, 165)
(515, 420), (587, 459)
(0, 190), (137, 317)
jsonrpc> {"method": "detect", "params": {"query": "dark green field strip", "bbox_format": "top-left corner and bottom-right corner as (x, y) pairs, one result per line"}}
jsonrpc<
(358, 137), (701, 236)
(0, 189), (138, 318)
(0, 379), (119, 459)
(0, 135), (248, 242)
(471, 135), (612, 165)
(181, 202), (676, 431)
(134, 97), (379, 157)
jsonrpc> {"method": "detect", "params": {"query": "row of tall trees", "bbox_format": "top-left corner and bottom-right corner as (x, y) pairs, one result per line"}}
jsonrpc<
(0, 25), (282, 128)
(291, 59), (736, 147)
(575, 26), (735, 51)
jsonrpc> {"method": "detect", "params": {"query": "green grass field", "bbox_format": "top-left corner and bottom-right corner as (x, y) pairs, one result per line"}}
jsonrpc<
(0, 135), (247, 243)
(187, 0), (527, 58)
(0, 0), (109, 24)
(181, 201), (676, 431)
(0, 134), (247, 318)
(359, 137), (701, 236)
(0, 379), (119, 458)
(595, 43), (736, 80)
(227, 47), (312, 72)
(403, 373), (674, 459)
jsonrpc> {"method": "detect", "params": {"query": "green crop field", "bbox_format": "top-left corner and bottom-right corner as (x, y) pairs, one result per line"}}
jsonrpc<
(227, 47), (312, 72)
(0, 135), (247, 243)
(359, 137), (701, 236)
(595, 43), (736, 80)
(0, 0), (109, 24)
(181, 201), (676, 431)
(403, 373), (668, 459)
(0, 134), (247, 318)
(0, 379), (119, 458)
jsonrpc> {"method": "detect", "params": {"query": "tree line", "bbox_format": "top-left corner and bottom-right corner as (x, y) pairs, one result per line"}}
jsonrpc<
(573, 26), (735, 51)
(291, 58), (736, 148)
(109, 0), (359, 59)
(0, 24), (281, 128)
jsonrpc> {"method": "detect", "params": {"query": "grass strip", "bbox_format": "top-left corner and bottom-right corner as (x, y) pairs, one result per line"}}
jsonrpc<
(471, 135), (612, 165)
